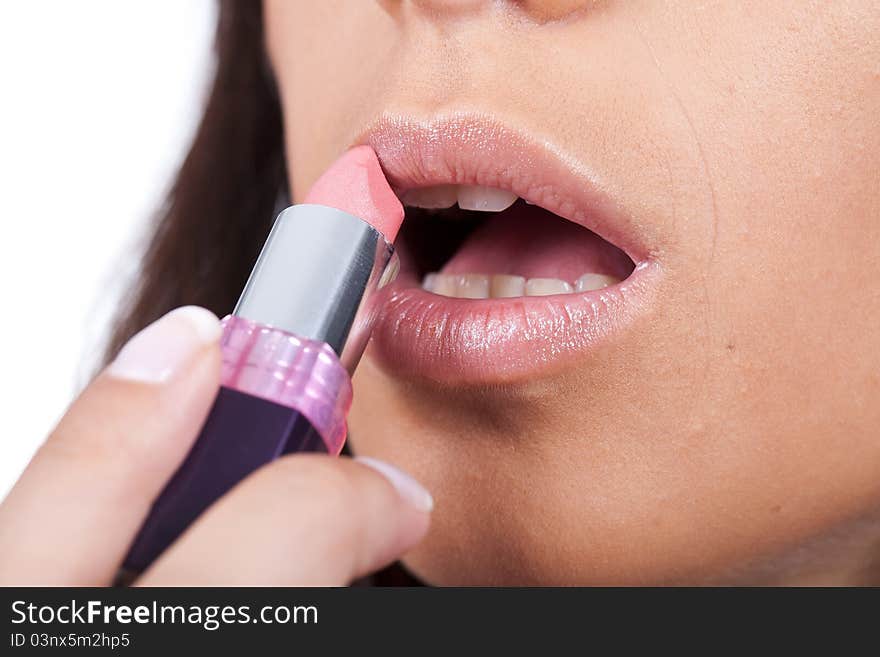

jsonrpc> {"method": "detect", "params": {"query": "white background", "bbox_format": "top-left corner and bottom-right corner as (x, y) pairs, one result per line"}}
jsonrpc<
(0, 1), (216, 497)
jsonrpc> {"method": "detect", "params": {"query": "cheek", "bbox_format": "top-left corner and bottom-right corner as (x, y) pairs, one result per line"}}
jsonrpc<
(270, 0), (880, 584)
(265, 0), (401, 197)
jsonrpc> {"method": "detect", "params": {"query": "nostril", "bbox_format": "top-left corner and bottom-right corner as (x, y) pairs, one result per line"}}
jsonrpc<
(406, 0), (487, 18)
(399, 0), (598, 23)
(512, 0), (602, 24)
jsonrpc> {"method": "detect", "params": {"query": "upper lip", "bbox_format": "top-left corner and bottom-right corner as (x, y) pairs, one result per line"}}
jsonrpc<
(354, 112), (661, 384)
(359, 112), (654, 264)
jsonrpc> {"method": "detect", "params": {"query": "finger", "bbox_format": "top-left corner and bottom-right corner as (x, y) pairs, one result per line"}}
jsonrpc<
(138, 454), (432, 586)
(0, 306), (222, 585)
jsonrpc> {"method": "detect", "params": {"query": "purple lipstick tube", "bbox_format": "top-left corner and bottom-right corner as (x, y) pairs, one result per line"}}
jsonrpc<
(122, 204), (397, 574)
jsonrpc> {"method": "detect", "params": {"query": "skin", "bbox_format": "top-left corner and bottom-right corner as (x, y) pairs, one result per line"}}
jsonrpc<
(0, 309), (431, 585)
(267, 1), (880, 584)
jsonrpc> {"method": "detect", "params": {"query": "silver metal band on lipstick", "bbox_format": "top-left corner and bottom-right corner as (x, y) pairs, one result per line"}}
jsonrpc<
(232, 204), (398, 372)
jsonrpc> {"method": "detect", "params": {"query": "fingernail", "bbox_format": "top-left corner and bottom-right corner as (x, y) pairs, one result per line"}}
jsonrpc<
(107, 306), (221, 383)
(356, 457), (434, 513)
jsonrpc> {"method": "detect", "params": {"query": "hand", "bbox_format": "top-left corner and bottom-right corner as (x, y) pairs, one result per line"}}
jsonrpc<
(0, 307), (432, 585)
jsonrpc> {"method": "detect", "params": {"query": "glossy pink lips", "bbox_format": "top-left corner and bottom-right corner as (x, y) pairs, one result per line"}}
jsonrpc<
(358, 114), (662, 385)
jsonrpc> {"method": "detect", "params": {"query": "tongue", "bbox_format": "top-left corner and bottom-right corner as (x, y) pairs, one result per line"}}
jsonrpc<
(442, 202), (633, 281)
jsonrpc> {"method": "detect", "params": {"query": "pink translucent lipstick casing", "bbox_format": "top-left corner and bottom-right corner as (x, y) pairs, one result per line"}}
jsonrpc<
(123, 147), (403, 573)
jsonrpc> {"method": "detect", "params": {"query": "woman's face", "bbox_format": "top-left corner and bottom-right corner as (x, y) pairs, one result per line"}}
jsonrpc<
(265, 1), (880, 584)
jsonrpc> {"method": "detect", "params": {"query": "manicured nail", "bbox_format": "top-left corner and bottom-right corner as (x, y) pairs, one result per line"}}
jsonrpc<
(107, 306), (221, 383)
(356, 457), (434, 513)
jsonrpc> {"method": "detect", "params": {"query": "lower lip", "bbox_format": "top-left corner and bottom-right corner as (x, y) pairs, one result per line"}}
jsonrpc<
(369, 261), (661, 384)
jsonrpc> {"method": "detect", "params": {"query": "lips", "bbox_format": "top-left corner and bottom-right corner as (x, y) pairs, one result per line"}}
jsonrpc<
(359, 114), (661, 384)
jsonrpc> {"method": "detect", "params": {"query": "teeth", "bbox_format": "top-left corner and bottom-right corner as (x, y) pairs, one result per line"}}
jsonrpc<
(575, 273), (619, 292)
(489, 274), (526, 298)
(457, 185), (519, 212)
(399, 185), (458, 209)
(422, 274), (490, 298)
(525, 278), (574, 296)
(431, 274), (459, 297)
(401, 185), (519, 212)
(422, 272), (621, 298)
(378, 256), (400, 289)
(455, 274), (490, 299)
(421, 274), (528, 299)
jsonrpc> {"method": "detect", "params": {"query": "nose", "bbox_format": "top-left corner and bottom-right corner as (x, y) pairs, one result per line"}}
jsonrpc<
(402, 0), (598, 22)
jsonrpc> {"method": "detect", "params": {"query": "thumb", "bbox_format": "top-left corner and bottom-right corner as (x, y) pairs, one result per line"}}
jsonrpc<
(138, 454), (433, 585)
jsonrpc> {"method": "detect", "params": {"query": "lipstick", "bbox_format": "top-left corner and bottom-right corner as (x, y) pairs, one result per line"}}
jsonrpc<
(122, 146), (404, 574)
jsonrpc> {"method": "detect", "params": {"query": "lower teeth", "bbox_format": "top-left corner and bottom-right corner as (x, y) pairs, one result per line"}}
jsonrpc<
(422, 272), (620, 298)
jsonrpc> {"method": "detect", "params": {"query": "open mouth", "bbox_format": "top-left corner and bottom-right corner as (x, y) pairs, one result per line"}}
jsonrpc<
(399, 191), (634, 299)
(361, 115), (660, 384)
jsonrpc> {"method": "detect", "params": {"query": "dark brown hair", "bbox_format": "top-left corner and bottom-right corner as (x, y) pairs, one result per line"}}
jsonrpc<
(107, 1), (418, 586)
(107, 0), (284, 357)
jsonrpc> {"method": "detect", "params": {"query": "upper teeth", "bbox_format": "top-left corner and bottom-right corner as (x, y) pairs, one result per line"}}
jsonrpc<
(400, 185), (519, 212)
(422, 272), (621, 298)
